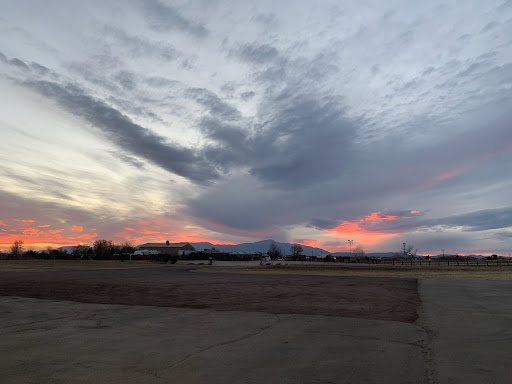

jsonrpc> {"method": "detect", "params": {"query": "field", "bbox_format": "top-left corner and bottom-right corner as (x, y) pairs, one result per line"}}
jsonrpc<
(204, 261), (512, 280)
(1, 260), (511, 383)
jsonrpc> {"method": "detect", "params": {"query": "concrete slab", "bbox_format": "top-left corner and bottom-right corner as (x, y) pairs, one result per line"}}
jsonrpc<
(419, 279), (512, 384)
(0, 296), (428, 384)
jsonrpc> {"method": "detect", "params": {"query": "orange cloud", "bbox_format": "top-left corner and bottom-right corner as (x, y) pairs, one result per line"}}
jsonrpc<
(362, 212), (398, 221)
(22, 228), (45, 236)
(71, 225), (83, 232)
(297, 240), (318, 247)
(410, 210), (422, 214)
(436, 166), (469, 181)
(0, 220), (6, 226)
(114, 217), (238, 246)
(75, 233), (98, 240)
(37, 224), (51, 228)
(15, 219), (35, 223)
(324, 211), (400, 247)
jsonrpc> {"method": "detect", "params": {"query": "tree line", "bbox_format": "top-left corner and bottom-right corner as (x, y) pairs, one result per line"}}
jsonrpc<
(1, 239), (135, 260)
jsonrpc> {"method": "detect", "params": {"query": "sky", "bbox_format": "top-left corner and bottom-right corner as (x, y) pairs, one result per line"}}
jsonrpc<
(1, 0), (512, 255)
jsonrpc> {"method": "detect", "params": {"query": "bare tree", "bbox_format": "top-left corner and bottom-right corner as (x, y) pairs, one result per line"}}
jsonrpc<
(93, 239), (112, 260)
(72, 243), (89, 260)
(291, 244), (304, 259)
(120, 242), (134, 260)
(267, 241), (282, 259)
(353, 246), (366, 259)
(397, 243), (417, 258)
(10, 239), (24, 260)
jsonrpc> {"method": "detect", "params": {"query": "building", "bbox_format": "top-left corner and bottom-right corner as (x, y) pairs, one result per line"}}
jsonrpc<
(138, 241), (195, 256)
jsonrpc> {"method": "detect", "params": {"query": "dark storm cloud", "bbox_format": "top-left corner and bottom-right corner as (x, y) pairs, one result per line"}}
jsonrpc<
(359, 207), (512, 234)
(192, 84), (357, 190)
(185, 88), (361, 230)
(24, 80), (220, 184)
(249, 94), (357, 188)
(0, 51), (7, 63)
(185, 62), (512, 233)
(142, 0), (209, 38)
(438, 207), (512, 232)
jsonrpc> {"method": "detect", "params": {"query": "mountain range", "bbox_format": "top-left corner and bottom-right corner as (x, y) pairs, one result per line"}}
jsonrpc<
(190, 239), (397, 257)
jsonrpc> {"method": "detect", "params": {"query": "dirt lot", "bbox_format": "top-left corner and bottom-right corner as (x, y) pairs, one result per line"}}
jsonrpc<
(0, 261), (419, 323)
(2, 261), (512, 383)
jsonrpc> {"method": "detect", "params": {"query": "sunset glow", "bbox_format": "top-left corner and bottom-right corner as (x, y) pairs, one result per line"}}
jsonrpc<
(324, 211), (401, 247)
(297, 240), (319, 247)
(1, 1), (511, 256)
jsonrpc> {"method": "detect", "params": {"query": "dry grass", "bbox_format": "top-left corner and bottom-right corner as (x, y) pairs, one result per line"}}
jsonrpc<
(202, 263), (512, 280)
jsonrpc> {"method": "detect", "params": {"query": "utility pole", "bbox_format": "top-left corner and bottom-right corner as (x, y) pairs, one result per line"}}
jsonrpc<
(442, 249), (445, 258)
(403, 242), (407, 258)
(348, 240), (353, 259)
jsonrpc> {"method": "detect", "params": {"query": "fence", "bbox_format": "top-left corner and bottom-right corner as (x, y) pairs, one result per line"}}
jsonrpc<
(345, 258), (512, 267)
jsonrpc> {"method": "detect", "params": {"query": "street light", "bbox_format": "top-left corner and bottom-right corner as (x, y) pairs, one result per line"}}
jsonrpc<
(348, 240), (353, 259)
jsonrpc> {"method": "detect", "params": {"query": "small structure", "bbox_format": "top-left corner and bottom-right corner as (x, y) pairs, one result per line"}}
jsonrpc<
(138, 241), (195, 257)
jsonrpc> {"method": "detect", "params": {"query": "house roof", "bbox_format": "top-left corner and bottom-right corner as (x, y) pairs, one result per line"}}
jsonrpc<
(139, 242), (192, 248)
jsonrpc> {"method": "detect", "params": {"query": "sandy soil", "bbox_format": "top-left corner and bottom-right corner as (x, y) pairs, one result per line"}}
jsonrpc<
(0, 262), (419, 323)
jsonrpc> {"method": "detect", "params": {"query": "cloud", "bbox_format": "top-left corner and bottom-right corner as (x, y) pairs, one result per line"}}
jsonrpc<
(23, 80), (221, 184)
(231, 43), (280, 64)
(186, 87), (241, 120)
(108, 151), (145, 169)
(142, 0), (209, 38)
(250, 12), (279, 28)
(9, 57), (30, 71)
(240, 91), (255, 100)
(102, 26), (180, 61)
(436, 207), (512, 232)
(71, 225), (83, 232)
(30, 62), (49, 75)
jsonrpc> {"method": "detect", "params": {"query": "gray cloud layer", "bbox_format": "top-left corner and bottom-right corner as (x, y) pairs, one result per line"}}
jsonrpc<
(142, 0), (209, 38)
(24, 80), (220, 183)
